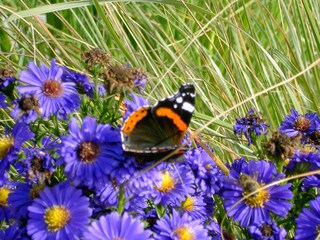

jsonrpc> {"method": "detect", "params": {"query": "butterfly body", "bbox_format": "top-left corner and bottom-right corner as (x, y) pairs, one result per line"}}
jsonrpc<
(121, 83), (195, 162)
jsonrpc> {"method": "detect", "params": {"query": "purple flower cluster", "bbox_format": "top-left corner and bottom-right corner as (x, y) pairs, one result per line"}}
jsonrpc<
(234, 108), (269, 145)
(61, 67), (106, 98)
(1, 58), (320, 239)
(0, 123), (34, 181)
(295, 196), (320, 239)
(278, 109), (320, 194)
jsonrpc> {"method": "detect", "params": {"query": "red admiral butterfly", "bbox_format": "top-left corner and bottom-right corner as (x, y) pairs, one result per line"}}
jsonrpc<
(121, 83), (195, 162)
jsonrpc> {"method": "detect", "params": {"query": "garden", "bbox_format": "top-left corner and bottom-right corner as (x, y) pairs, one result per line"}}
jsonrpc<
(1, 1), (320, 239)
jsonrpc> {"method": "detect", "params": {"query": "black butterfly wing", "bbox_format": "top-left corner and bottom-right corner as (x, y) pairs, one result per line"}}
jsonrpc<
(121, 107), (176, 153)
(121, 83), (195, 154)
(151, 83), (195, 146)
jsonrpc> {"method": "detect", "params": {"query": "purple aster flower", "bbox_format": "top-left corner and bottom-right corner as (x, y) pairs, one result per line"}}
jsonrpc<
(285, 149), (320, 190)
(154, 209), (210, 240)
(180, 195), (214, 222)
(0, 93), (7, 108)
(109, 154), (161, 194)
(27, 182), (92, 240)
(97, 84), (106, 96)
(0, 222), (28, 240)
(110, 154), (138, 184)
(132, 69), (147, 92)
(309, 152), (320, 170)
(206, 220), (238, 240)
(112, 158), (155, 212)
(248, 220), (287, 240)
(126, 63), (147, 92)
(279, 109), (319, 142)
(8, 181), (45, 219)
(228, 157), (247, 175)
(0, 67), (15, 91)
(95, 161), (146, 211)
(58, 116), (123, 189)
(185, 148), (223, 196)
(17, 135), (58, 183)
(97, 156), (158, 211)
(10, 94), (40, 123)
(125, 192), (150, 216)
(0, 122), (34, 180)
(221, 159), (293, 227)
(17, 59), (80, 119)
(206, 221), (221, 239)
(234, 108), (269, 146)
(151, 162), (195, 206)
(83, 211), (152, 240)
(302, 174), (320, 190)
(94, 179), (129, 213)
(286, 149), (320, 172)
(206, 220), (235, 240)
(295, 196), (320, 239)
(0, 180), (16, 222)
(141, 209), (159, 231)
(95, 179), (120, 208)
(61, 67), (105, 98)
(122, 93), (150, 120)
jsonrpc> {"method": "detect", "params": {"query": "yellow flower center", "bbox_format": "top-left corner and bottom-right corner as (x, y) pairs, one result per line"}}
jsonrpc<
(0, 186), (11, 207)
(244, 187), (270, 207)
(182, 197), (194, 212)
(0, 136), (14, 159)
(174, 226), (195, 240)
(154, 171), (176, 192)
(44, 205), (71, 232)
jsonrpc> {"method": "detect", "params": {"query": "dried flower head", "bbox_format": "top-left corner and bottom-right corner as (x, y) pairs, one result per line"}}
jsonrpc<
(81, 48), (111, 70)
(234, 108), (269, 146)
(10, 94), (41, 123)
(103, 63), (136, 93)
(264, 130), (302, 161)
(0, 66), (15, 91)
(310, 131), (320, 145)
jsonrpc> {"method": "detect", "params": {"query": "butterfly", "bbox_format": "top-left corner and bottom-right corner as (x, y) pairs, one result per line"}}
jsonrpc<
(121, 83), (196, 163)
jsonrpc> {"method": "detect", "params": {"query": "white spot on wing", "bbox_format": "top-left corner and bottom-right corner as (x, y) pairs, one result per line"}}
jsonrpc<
(176, 97), (183, 103)
(182, 102), (195, 113)
(174, 104), (178, 109)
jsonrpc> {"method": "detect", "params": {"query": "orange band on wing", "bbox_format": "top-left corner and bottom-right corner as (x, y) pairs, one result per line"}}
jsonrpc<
(156, 107), (187, 132)
(122, 107), (149, 134)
